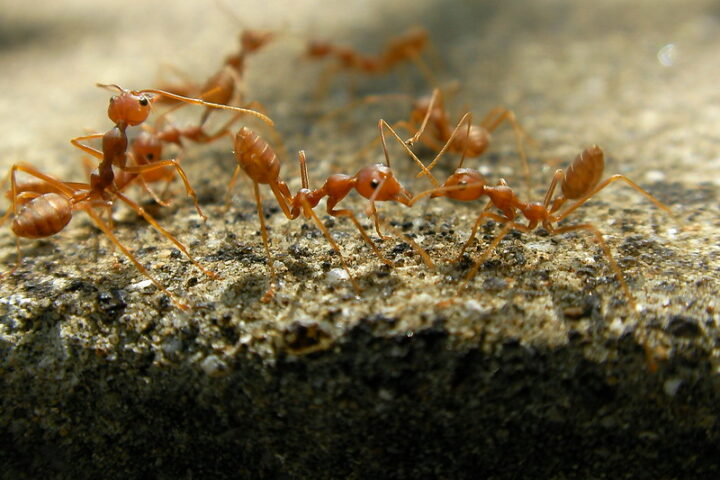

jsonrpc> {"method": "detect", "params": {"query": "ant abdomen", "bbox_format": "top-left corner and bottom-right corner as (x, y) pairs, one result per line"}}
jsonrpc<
(234, 127), (280, 185)
(436, 168), (487, 201)
(452, 125), (490, 158)
(11, 193), (72, 239)
(562, 145), (605, 199)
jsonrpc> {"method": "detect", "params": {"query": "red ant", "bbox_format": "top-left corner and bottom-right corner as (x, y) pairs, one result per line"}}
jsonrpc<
(354, 88), (533, 190)
(306, 27), (437, 97)
(406, 130), (673, 309)
(156, 29), (275, 125)
(70, 84), (272, 221)
(227, 124), (433, 302)
(0, 163), (212, 310)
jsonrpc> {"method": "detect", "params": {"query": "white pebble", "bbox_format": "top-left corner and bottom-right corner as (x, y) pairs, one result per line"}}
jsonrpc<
(128, 279), (153, 291)
(200, 355), (227, 377)
(644, 170), (666, 183)
(326, 268), (350, 286)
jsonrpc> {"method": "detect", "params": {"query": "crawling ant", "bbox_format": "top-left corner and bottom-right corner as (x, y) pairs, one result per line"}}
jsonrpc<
(227, 124), (432, 302)
(0, 164), (213, 310)
(407, 88), (533, 187)
(407, 137), (672, 309)
(157, 29), (275, 125)
(70, 84), (272, 220)
(306, 27), (437, 97)
(355, 88), (533, 190)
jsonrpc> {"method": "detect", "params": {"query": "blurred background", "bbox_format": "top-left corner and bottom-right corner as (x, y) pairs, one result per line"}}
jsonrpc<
(2, 0), (719, 188)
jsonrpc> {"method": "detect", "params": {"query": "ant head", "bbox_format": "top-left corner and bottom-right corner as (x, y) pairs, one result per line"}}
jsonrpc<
(435, 168), (487, 201)
(355, 164), (412, 205)
(241, 30), (274, 53)
(103, 85), (154, 127)
(132, 131), (163, 164)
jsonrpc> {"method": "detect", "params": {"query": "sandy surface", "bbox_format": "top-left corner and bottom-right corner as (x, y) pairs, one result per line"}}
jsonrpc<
(1, 0), (720, 478)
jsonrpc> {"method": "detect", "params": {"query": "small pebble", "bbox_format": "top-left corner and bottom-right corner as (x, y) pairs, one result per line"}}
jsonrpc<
(326, 268), (350, 286)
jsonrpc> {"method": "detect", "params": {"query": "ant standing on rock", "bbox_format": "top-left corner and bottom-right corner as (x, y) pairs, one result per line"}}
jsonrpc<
(1, 84), (273, 310)
(228, 123), (433, 302)
(407, 130), (673, 309)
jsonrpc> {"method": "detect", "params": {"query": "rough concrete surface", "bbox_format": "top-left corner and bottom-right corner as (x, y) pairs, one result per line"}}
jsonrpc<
(1, 0), (719, 478)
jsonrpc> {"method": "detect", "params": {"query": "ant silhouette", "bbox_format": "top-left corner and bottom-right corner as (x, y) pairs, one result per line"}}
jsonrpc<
(228, 123), (433, 302)
(306, 27), (437, 98)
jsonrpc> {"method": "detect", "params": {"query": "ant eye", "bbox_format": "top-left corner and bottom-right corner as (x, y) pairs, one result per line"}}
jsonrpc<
(370, 179), (380, 189)
(139, 97), (149, 106)
(146, 153), (154, 160)
(459, 181), (467, 186)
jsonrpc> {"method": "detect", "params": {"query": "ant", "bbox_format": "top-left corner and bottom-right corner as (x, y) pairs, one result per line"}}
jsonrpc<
(156, 29), (275, 125)
(0, 163), (212, 310)
(355, 88), (533, 190)
(407, 88), (533, 188)
(227, 124), (433, 302)
(406, 131), (673, 309)
(306, 27), (437, 98)
(70, 84), (272, 221)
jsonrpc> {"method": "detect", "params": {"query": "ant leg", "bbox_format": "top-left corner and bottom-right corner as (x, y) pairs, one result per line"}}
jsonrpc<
(155, 61), (198, 100)
(225, 164), (243, 210)
(549, 223), (635, 310)
(302, 199), (361, 295)
(416, 111), (474, 179)
(379, 218), (434, 268)
(405, 88), (440, 146)
(251, 181), (277, 302)
(454, 198), (495, 261)
(112, 190), (218, 280)
(82, 206), (190, 311)
(356, 120), (416, 161)
(138, 177), (172, 207)
(543, 169), (565, 210)
(409, 53), (438, 88)
(121, 159), (206, 221)
(378, 119), (440, 187)
(480, 107), (532, 191)
(318, 93), (412, 125)
(313, 62), (342, 101)
(328, 207), (393, 267)
(553, 174), (673, 224)
(70, 133), (105, 161)
(439, 212), (524, 308)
